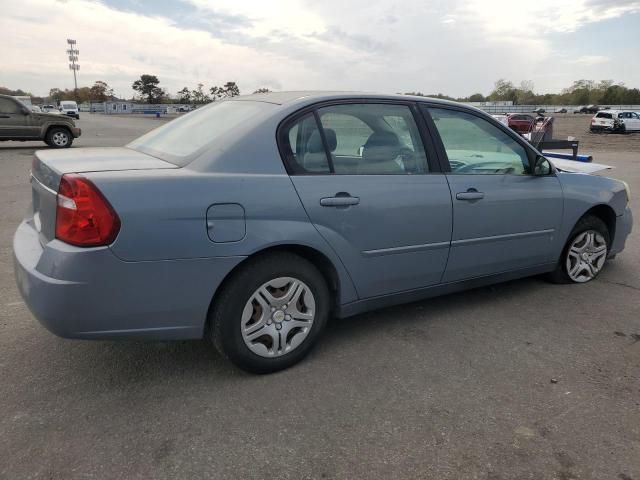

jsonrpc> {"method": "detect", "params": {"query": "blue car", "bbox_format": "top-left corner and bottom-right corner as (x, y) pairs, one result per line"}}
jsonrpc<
(14, 92), (633, 373)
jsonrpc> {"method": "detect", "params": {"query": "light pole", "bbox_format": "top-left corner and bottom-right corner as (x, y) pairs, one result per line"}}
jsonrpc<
(67, 39), (80, 102)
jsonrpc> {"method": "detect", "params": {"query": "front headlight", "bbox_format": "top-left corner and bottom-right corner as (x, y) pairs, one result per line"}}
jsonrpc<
(622, 180), (631, 203)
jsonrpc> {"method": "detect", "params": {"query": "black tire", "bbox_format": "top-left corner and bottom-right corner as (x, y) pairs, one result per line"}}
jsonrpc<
(547, 215), (610, 284)
(45, 127), (73, 148)
(75, 114), (80, 120)
(209, 252), (330, 374)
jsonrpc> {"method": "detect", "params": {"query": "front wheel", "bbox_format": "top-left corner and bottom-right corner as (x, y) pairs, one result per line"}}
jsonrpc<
(210, 253), (330, 373)
(548, 216), (610, 284)
(45, 127), (73, 148)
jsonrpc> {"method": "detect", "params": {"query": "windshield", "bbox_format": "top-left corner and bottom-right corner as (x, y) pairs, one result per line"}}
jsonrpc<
(128, 100), (273, 166)
(61, 103), (76, 109)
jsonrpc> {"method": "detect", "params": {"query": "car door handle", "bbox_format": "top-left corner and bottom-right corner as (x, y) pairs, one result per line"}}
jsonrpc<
(320, 194), (360, 207)
(456, 190), (485, 201)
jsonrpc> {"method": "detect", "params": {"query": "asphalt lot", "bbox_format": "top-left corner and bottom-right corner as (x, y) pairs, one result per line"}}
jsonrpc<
(1, 113), (639, 480)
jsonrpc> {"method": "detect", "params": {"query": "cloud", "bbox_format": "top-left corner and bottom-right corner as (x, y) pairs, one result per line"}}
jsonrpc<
(0, 0), (638, 98)
(572, 55), (610, 65)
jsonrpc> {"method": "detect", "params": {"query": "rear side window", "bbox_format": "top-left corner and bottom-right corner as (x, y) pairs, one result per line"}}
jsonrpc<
(0, 98), (21, 114)
(282, 103), (429, 175)
(285, 114), (330, 174)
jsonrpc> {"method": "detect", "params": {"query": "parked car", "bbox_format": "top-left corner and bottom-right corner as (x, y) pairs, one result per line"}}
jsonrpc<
(59, 100), (80, 119)
(506, 113), (535, 134)
(591, 110), (640, 133)
(31, 105), (42, 113)
(42, 104), (60, 113)
(532, 108), (545, 114)
(0, 94), (81, 147)
(14, 92), (633, 373)
(554, 107), (568, 113)
(574, 105), (600, 114)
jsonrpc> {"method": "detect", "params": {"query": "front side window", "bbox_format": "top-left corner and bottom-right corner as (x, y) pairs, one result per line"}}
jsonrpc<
(0, 98), (21, 114)
(317, 104), (429, 175)
(429, 107), (530, 175)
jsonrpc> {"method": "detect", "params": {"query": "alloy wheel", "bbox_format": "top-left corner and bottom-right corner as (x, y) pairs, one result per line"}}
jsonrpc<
(52, 132), (69, 147)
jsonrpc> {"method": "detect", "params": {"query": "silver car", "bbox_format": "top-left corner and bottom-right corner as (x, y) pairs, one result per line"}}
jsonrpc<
(14, 92), (633, 373)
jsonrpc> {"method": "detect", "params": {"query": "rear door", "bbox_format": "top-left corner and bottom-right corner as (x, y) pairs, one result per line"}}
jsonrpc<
(0, 97), (29, 138)
(622, 112), (640, 131)
(423, 105), (563, 282)
(283, 102), (453, 299)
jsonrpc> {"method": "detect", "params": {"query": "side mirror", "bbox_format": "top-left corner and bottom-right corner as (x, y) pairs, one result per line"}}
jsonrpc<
(533, 155), (552, 176)
(22, 107), (31, 115)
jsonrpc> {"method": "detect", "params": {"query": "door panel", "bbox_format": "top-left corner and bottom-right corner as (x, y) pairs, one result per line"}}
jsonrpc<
(292, 175), (453, 298)
(0, 98), (29, 138)
(443, 174), (563, 282)
(425, 105), (564, 282)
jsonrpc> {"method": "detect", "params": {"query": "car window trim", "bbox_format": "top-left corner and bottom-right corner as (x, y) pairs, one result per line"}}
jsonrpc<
(313, 110), (336, 174)
(419, 103), (545, 176)
(277, 98), (444, 176)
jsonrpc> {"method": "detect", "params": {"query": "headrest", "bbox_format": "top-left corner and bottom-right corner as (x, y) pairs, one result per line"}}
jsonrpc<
(306, 129), (337, 154)
(362, 131), (400, 163)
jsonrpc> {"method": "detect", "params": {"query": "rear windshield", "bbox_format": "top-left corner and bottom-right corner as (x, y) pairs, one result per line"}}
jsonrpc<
(596, 112), (612, 119)
(128, 100), (273, 166)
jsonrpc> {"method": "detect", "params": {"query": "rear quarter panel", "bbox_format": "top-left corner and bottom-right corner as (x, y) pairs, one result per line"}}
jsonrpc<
(87, 168), (359, 305)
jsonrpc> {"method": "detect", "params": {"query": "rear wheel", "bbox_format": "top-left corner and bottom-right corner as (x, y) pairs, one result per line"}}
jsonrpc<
(45, 127), (73, 148)
(548, 215), (610, 284)
(210, 253), (330, 373)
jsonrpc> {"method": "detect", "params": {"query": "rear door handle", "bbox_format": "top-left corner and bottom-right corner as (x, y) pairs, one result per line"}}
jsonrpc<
(456, 189), (485, 201)
(320, 194), (360, 207)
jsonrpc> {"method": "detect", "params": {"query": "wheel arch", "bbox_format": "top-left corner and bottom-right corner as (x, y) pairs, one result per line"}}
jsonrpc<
(44, 123), (72, 139)
(204, 243), (343, 335)
(580, 204), (616, 246)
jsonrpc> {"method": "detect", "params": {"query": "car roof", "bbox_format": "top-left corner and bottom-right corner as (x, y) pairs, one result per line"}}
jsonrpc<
(229, 90), (465, 109)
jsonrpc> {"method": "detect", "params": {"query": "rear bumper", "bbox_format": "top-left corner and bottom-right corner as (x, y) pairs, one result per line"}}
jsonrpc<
(13, 220), (244, 340)
(610, 207), (633, 256)
(589, 125), (614, 132)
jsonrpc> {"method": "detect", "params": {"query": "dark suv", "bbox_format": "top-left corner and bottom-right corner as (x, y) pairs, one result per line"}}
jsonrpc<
(0, 95), (81, 148)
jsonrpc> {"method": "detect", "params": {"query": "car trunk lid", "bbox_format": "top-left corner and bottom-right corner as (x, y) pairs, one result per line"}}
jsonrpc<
(30, 147), (177, 245)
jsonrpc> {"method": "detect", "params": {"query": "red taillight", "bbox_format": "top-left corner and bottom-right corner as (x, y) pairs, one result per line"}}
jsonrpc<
(55, 174), (120, 247)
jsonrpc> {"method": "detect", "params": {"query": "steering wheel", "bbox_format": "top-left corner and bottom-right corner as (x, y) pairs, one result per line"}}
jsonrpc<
(448, 160), (467, 171)
(398, 147), (419, 173)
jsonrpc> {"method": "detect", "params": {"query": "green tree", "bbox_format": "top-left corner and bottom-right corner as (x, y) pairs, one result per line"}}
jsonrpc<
(177, 87), (192, 103)
(192, 83), (210, 104)
(89, 80), (113, 102)
(210, 82), (241, 100)
(132, 74), (162, 103)
(467, 93), (485, 102)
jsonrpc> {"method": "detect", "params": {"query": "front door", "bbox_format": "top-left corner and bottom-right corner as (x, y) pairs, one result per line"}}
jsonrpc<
(424, 106), (564, 283)
(283, 103), (453, 299)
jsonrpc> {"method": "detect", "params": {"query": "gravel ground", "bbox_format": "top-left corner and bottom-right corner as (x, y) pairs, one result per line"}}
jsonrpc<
(552, 113), (640, 154)
(0, 113), (638, 480)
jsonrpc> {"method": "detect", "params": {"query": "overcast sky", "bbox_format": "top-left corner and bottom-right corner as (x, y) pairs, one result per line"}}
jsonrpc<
(1, 0), (639, 98)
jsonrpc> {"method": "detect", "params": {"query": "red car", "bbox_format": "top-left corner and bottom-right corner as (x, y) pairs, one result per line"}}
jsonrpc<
(507, 114), (535, 134)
